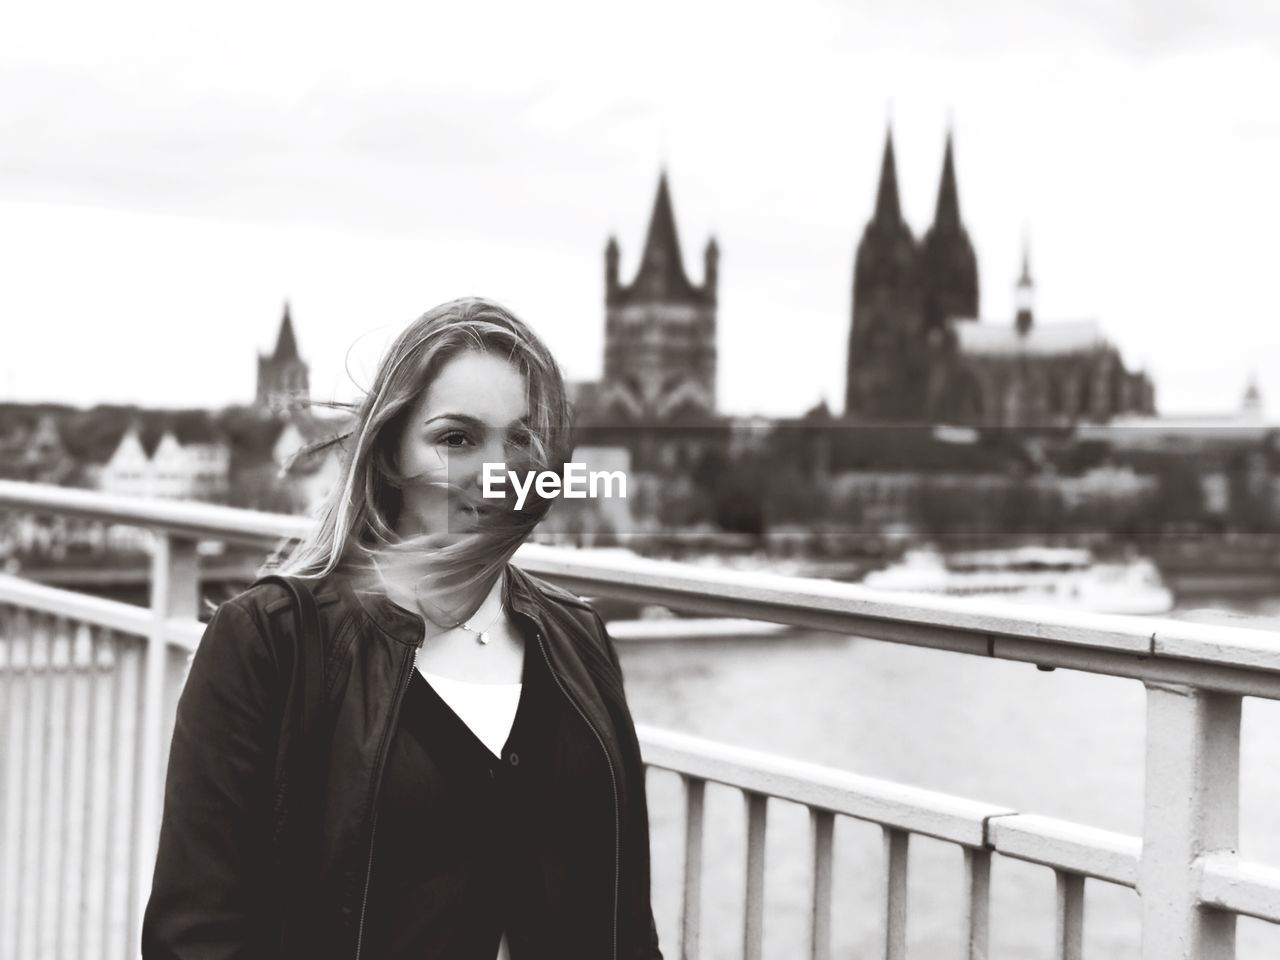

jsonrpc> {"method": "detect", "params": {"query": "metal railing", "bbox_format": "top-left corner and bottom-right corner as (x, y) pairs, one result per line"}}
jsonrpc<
(1, 479), (1279, 960)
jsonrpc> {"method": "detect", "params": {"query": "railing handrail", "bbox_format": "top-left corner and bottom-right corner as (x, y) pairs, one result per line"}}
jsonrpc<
(0, 479), (313, 545)
(4, 480), (1280, 697)
(639, 724), (1012, 846)
(0, 572), (206, 650)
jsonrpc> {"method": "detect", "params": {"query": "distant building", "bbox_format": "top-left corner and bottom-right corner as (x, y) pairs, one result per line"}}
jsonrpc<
(845, 127), (1153, 427)
(599, 171), (718, 421)
(845, 129), (953, 422)
(96, 417), (230, 502)
(948, 243), (1156, 427)
(0, 412), (75, 484)
(257, 301), (310, 414)
(76, 415), (230, 551)
(1242, 374), (1265, 420)
(1079, 378), (1271, 452)
(271, 414), (345, 516)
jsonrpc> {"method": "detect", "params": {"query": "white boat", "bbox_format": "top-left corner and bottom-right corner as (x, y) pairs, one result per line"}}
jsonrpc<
(861, 544), (1175, 615)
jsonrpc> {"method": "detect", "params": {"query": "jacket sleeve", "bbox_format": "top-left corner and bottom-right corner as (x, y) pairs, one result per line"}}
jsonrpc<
(590, 609), (664, 960)
(140, 597), (286, 959)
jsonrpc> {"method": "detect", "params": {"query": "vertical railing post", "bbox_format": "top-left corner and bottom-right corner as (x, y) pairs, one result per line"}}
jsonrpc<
(809, 808), (834, 960)
(882, 827), (909, 960)
(1140, 683), (1240, 960)
(743, 791), (768, 960)
(680, 775), (706, 960)
(1, 613), (31, 960)
(131, 533), (198, 956)
(1054, 872), (1084, 960)
(962, 847), (991, 960)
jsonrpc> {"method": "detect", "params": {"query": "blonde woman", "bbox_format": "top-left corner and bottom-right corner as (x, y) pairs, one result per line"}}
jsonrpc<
(141, 298), (662, 960)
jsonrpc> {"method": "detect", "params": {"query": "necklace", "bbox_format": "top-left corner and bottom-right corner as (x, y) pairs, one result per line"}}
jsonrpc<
(409, 575), (505, 645)
(369, 557), (505, 651)
(458, 602), (504, 645)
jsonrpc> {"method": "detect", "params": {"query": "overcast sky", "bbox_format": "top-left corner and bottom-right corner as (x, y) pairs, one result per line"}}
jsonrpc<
(2, 0), (1277, 418)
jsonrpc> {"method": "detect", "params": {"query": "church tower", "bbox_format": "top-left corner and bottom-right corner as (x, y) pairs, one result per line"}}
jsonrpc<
(601, 171), (717, 421)
(845, 128), (926, 420)
(256, 301), (310, 414)
(1015, 239), (1035, 335)
(919, 130), (979, 338)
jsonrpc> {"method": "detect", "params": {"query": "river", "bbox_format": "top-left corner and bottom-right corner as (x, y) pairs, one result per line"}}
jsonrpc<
(619, 588), (1280, 959)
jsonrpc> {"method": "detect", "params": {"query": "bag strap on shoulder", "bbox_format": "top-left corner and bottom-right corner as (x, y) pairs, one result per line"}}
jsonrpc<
(251, 573), (324, 948)
(254, 574), (324, 745)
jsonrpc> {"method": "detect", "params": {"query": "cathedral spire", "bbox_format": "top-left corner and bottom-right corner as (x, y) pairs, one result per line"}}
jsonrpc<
(919, 127), (979, 337)
(1015, 237), (1035, 335)
(257, 299), (309, 412)
(273, 301), (300, 361)
(641, 171), (685, 272)
(873, 128), (904, 225)
(933, 129), (961, 230)
(629, 170), (698, 301)
(1243, 371), (1263, 417)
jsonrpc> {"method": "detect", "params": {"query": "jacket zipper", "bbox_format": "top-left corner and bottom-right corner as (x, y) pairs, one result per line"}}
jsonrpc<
(535, 628), (620, 960)
(353, 640), (418, 960)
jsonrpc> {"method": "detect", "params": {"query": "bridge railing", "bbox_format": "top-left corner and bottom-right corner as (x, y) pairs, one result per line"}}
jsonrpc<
(1, 479), (1279, 960)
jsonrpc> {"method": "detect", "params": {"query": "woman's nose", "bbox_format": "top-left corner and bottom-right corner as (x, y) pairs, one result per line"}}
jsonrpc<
(474, 436), (509, 476)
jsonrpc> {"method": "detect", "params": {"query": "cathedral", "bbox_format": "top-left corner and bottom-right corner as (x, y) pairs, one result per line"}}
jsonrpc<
(845, 129), (1155, 427)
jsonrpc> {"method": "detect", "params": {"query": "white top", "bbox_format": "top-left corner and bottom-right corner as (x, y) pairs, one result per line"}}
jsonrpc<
(417, 668), (522, 960)
(419, 670), (522, 759)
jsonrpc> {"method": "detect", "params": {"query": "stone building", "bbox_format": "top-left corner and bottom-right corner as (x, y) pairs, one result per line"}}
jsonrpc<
(256, 301), (310, 413)
(599, 171), (718, 422)
(0, 412), (76, 484)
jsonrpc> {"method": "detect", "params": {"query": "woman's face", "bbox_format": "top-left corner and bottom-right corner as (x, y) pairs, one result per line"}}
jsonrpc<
(395, 349), (530, 539)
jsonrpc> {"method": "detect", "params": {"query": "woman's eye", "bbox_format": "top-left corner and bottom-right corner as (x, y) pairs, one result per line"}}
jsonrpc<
(440, 431), (473, 448)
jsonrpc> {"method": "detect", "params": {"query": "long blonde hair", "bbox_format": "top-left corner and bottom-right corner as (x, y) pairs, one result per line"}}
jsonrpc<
(274, 297), (572, 623)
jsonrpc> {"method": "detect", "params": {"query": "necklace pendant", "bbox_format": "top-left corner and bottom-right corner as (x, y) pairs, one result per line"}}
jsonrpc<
(478, 631), (490, 645)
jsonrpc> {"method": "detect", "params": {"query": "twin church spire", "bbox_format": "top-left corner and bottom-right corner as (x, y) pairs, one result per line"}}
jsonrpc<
(873, 132), (905, 226)
(920, 128), (980, 338)
(932, 130), (963, 231)
(871, 125), (963, 231)
(846, 125), (982, 420)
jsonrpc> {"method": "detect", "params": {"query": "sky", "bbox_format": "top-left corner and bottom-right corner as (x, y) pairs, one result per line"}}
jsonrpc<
(1, 0), (1278, 418)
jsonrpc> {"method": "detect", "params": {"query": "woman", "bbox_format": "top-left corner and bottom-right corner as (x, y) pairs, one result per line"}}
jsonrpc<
(141, 298), (663, 960)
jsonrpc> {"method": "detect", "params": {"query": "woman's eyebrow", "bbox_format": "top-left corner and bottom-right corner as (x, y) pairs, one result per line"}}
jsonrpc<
(423, 413), (484, 428)
(423, 413), (530, 429)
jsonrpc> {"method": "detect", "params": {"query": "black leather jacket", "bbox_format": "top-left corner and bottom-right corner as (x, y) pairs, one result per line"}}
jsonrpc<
(141, 563), (663, 960)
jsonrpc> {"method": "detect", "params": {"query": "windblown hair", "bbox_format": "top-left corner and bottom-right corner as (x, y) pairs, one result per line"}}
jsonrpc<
(272, 297), (572, 625)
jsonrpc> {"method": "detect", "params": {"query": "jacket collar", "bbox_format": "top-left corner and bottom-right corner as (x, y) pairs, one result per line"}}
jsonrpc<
(503, 563), (628, 794)
(335, 561), (549, 647)
(502, 562), (552, 628)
